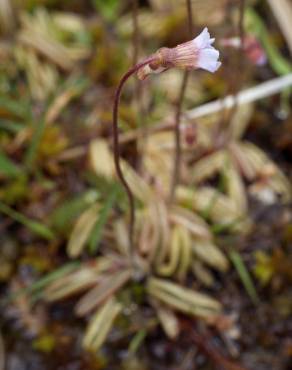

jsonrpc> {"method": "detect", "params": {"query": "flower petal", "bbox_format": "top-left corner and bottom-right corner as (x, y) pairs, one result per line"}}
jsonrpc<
(197, 48), (221, 72)
(193, 27), (214, 49)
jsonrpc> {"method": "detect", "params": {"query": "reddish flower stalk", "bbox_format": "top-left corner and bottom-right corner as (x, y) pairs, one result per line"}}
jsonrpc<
(113, 29), (221, 253)
(112, 56), (157, 253)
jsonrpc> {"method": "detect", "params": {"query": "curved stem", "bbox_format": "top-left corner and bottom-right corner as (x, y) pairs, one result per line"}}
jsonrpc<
(169, 0), (193, 202)
(113, 56), (157, 254)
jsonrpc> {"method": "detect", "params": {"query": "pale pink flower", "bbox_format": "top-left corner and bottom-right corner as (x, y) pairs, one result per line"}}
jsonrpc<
(138, 27), (221, 80)
(220, 35), (267, 66)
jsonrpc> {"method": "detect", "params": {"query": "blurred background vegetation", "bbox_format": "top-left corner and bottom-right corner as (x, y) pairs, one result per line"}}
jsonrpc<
(0, 0), (292, 369)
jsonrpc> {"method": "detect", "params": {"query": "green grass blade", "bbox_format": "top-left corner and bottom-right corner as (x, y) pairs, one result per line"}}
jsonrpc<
(0, 96), (30, 119)
(246, 8), (292, 76)
(129, 329), (147, 354)
(229, 249), (259, 305)
(89, 184), (119, 254)
(5, 262), (80, 304)
(92, 0), (120, 21)
(0, 151), (22, 178)
(0, 119), (24, 133)
(0, 201), (54, 240)
(50, 190), (99, 232)
(25, 116), (46, 170)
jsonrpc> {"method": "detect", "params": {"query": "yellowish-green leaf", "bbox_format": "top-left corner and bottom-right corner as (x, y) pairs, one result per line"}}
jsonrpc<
(67, 203), (100, 258)
(83, 297), (122, 351)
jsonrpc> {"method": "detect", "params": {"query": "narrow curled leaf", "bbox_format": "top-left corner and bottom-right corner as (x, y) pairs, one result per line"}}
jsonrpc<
(75, 269), (132, 316)
(178, 186), (243, 225)
(138, 207), (159, 259)
(67, 203), (100, 258)
(191, 150), (227, 184)
(147, 277), (221, 318)
(242, 142), (291, 202)
(170, 206), (211, 239)
(153, 199), (170, 265)
(157, 226), (181, 276)
(89, 184), (119, 254)
(177, 227), (192, 281)
(83, 297), (122, 351)
(192, 240), (229, 272)
(224, 161), (247, 214)
(89, 139), (115, 180)
(155, 304), (180, 339)
(192, 261), (214, 287)
(44, 259), (111, 301)
(44, 269), (99, 302)
(157, 226), (191, 281)
(228, 141), (256, 180)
